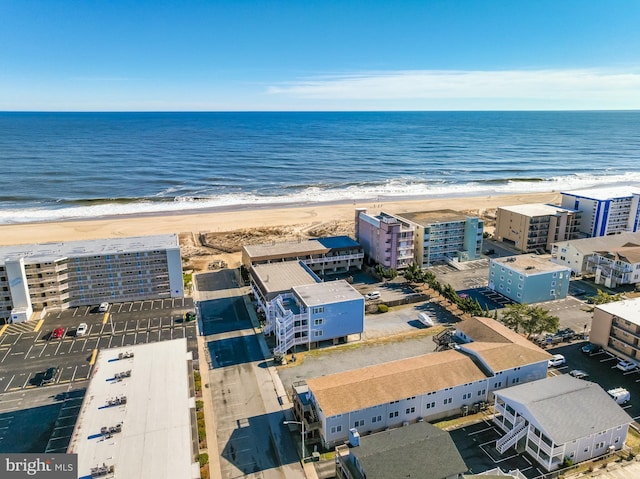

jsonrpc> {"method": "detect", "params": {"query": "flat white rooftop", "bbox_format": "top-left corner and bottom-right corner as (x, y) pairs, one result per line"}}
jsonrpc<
(499, 203), (577, 216)
(597, 298), (640, 327)
(561, 186), (640, 201)
(493, 255), (570, 274)
(0, 234), (179, 264)
(68, 338), (198, 479)
(294, 280), (363, 306)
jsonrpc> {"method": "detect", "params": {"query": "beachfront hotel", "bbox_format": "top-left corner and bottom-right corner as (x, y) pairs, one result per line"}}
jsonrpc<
(355, 208), (483, 269)
(0, 234), (183, 323)
(561, 186), (640, 237)
(494, 203), (582, 253)
(242, 236), (364, 279)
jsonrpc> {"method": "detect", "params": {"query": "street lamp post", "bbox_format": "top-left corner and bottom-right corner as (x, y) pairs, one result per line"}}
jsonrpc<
(283, 420), (305, 462)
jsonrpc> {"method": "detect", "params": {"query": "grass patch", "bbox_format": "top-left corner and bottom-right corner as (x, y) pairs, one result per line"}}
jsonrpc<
(198, 453), (209, 467)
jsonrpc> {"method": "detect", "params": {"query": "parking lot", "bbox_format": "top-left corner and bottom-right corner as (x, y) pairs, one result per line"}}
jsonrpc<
(0, 297), (196, 393)
(547, 341), (640, 423)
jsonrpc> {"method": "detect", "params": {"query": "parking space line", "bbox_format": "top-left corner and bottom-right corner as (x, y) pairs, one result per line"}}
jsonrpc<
(3, 375), (15, 392)
(33, 319), (45, 333)
(102, 313), (110, 325)
(0, 324), (8, 337)
(89, 349), (98, 365)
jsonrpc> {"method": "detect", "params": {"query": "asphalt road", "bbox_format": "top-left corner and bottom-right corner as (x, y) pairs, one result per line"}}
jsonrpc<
(197, 270), (303, 479)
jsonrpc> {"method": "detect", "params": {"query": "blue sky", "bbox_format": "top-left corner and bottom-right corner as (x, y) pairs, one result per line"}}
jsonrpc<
(1, 0), (639, 111)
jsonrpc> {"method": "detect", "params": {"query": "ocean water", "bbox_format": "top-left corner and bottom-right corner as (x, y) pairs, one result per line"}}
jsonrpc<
(1, 111), (639, 224)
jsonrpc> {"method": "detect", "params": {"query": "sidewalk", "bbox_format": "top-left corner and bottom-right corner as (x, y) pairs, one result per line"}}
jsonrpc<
(238, 278), (320, 479)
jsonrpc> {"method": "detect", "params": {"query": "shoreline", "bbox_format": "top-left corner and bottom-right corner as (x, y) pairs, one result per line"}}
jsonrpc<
(0, 190), (561, 246)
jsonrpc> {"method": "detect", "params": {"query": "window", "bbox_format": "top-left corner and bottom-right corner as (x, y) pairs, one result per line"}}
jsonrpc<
(443, 398), (452, 405)
(354, 420), (364, 427)
(425, 402), (435, 409)
(494, 381), (502, 388)
(463, 393), (471, 400)
(312, 306), (324, 314)
(313, 318), (324, 326)
(405, 407), (415, 414)
(595, 442), (605, 449)
(512, 377), (520, 384)
(389, 411), (399, 418)
(477, 389), (486, 396)
(371, 415), (382, 423)
(313, 330), (323, 337)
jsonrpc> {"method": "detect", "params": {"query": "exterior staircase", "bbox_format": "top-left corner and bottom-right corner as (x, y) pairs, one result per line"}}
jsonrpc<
(496, 417), (527, 454)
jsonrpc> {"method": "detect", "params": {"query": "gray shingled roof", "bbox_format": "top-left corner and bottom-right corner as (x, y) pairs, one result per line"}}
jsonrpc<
(350, 421), (468, 479)
(495, 375), (631, 444)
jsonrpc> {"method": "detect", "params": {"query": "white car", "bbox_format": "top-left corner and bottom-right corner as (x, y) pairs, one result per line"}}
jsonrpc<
(417, 312), (434, 327)
(76, 323), (88, 337)
(548, 354), (566, 367)
(365, 291), (381, 301)
(98, 302), (109, 313)
(615, 360), (637, 372)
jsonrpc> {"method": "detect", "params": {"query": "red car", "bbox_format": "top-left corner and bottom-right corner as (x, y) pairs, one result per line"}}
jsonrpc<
(51, 327), (65, 339)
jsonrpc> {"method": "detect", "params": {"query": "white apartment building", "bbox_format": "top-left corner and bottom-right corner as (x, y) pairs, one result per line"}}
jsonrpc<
(587, 246), (640, 289)
(551, 231), (640, 275)
(561, 187), (640, 237)
(494, 375), (631, 472)
(0, 235), (183, 323)
(294, 317), (550, 448)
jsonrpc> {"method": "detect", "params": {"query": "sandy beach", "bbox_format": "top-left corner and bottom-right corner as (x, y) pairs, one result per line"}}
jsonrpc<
(0, 191), (560, 246)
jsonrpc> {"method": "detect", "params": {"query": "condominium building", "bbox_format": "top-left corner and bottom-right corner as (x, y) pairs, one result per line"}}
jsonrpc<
(293, 317), (549, 448)
(242, 236), (364, 278)
(493, 375), (631, 472)
(586, 245), (640, 289)
(589, 298), (640, 365)
(0, 235), (183, 323)
(354, 209), (414, 270)
(561, 187), (640, 237)
(495, 203), (582, 253)
(355, 208), (482, 269)
(488, 256), (570, 304)
(250, 262), (364, 355)
(551, 232), (640, 275)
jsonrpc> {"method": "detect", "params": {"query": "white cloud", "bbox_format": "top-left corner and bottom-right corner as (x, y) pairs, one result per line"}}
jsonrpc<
(266, 69), (640, 108)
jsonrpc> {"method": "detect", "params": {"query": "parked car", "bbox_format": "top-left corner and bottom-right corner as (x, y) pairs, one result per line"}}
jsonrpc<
(615, 360), (637, 372)
(40, 366), (60, 386)
(607, 387), (630, 405)
(365, 291), (381, 301)
(76, 323), (88, 336)
(569, 369), (589, 379)
(581, 343), (602, 355)
(51, 327), (65, 339)
(417, 312), (434, 327)
(548, 354), (566, 367)
(98, 302), (109, 312)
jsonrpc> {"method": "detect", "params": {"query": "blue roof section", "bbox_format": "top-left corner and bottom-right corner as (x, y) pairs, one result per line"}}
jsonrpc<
(316, 236), (360, 249)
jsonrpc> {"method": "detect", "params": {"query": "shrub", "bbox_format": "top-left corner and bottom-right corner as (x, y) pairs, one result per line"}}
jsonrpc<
(196, 400), (204, 410)
(378, 304), (389, 313)
(198, 453), (209, 467)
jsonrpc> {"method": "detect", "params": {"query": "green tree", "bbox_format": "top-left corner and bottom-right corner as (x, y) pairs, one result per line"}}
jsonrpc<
(589, 289), (623, 305)
(500, 303), (529, 333)
(521, 306), (560, 338)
